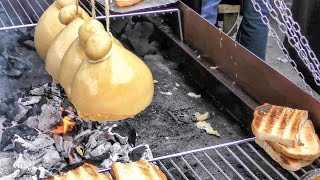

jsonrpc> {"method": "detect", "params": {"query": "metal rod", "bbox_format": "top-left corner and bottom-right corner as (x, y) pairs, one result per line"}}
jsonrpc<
(226, 147), (259, 180)
(25, 0), (40, 20)
(180, 156), (202, 180)
(79, 0), (91, 15)
(203, 151), (232, 180)
(0, 1), (15, 28)
(34, 0), (45, 12)
(16, 0), (33, 24)
(157, 160), (176, 180)
(43, 0), (51, 6)
(246, 143), (289, 180)
(191, 153), (216, 180)
(0, 23), (37, 31)
(7, 0), (24, 26)
(215, 149), (245, 180)
(84, 0), (103, 16)
(235, 145), (274, 180)
(150, 138), (255, 162)
(168, 159), (189, 180)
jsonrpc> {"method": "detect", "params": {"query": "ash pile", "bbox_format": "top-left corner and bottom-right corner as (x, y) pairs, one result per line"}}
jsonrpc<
(0, 83), (152, 179)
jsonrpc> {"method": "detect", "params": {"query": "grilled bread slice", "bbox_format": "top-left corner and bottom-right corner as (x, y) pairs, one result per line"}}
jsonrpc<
(255, 139), (313, 171)
(115, 0), (143, 7)
(111, 160), (167, 180)
(269, 120), (320, 161)
(251, 103), (308, 147)
(49, 163), (111, 180)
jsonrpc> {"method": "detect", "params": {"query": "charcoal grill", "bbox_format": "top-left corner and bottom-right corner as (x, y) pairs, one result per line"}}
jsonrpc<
(1, 0), (320, 179)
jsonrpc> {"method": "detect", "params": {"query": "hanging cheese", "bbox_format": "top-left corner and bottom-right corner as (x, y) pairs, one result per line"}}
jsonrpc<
(59, 19), (105, 99)
(60, 19), (124, 100)
(34, 0), (76, 61)
(71, 31), (154, 121)
(45, 5), (90, 83)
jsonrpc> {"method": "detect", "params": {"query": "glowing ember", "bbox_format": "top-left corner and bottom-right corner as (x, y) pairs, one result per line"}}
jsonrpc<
(50, 116), (76, 134)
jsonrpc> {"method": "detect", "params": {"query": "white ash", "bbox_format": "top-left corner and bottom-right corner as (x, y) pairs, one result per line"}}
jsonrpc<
(37, 103), (60, 132)
(89, 143), (112, 157)
(24, 116), (39, 129)
(41, 148), (61, 169)
(0, 170), (21, 180)
(0, 152), (16, 177)
(14, 104), (31, 122)
(53, 134), (64, 152)
(13, 153), (43, 171)
(18, 96), (41, 106)
(14, 133), (54, 152)
(0, 116), (7, 140)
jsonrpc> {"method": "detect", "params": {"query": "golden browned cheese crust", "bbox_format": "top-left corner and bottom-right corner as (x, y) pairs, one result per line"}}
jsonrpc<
(115, 0), (143, 7)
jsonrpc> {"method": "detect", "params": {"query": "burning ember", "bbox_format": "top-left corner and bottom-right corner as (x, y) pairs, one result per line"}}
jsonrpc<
(50, 116), (76, 134)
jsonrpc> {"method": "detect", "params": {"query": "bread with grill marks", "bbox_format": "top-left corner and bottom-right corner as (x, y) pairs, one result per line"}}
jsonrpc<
(111, 160), (167, 180)
(115, 0), (143, 7)
(251, 103), (308, 147)
(255, 139), (313, 171)
(49, 163), (111, 180)
(269, 120), (320, 160)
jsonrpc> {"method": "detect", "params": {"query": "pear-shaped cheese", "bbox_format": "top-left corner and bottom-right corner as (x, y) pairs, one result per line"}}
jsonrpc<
(34, 0), (76, 61)
(45, 5), (90, 83)
(60, 20), (124, 99)
(71, 31), (154, 121)
(60, 20), (105, 99)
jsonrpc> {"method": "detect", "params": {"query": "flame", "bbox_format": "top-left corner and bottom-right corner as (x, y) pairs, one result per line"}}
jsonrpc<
(50, 116), (76, 134)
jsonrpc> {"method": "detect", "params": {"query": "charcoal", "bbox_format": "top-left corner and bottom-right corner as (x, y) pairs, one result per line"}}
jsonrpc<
(41, 148), (61, 169)
(3, 68), (22, 79)
(13, 153), (42, 171)
(144, 54), (164, 61)
(24, 116), (39, 129)
(18, 96), (41, 106)
(89, 143), (112, 157)
(0, 170), (21, 180)
(0, 152), (16, 177)
(0, 56), (8, 70)
(21, 40), (35, 50)
(14, 104), (31, 122)
(111, 18), (131, 34)
(128, 145), (153, 161)
(109, 123), (136, 146)
(35, 167), (48, 180)
(13, 133), (54, 153)
(37, 104), (60, 132)
(53, 134), (64, 152)
(126, 22), (154, 56)
(0, 124), (39, 151)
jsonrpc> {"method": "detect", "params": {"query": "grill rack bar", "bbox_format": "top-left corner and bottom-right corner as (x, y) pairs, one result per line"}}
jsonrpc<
(100, 137), (319, 180)
(0, 0), (183, 41)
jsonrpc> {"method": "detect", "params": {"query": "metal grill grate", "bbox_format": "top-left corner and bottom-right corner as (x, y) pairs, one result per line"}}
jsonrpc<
(0, 0), (183, 40)
(143, 138), (319, 180)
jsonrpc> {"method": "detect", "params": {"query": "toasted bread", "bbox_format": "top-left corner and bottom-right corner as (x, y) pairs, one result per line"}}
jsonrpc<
(269, 120), (320, 160)
(251, 103), (308, 147)
(49, 163), (111, 180)
(255, 139), (313, 171)
(111, 160), (167, 180)
(115, 0), (143, 7)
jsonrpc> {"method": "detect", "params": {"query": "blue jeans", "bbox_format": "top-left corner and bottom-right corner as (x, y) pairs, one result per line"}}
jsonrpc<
(202, 0), (270, 60)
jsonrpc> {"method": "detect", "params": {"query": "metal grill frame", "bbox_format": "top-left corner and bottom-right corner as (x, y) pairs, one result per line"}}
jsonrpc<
(141, 138), (318, 180)
(0, 0), (183, 41)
